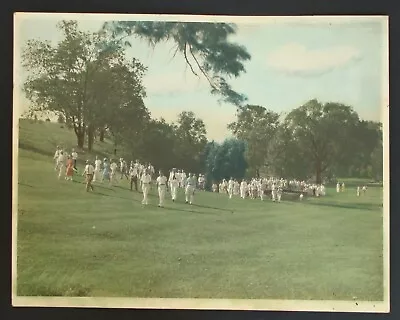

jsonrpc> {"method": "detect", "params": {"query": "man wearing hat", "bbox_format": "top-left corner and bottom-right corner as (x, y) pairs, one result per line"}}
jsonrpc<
(82, 160), (95, 192)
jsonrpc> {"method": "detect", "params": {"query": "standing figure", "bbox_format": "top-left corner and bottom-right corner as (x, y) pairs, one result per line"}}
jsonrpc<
(336, 182), (341, 193)
(65, 155), (75, 181)
(271, 182), (277, 202)
(82, 160), (95, 192)
(129, 163), (138, 191)
(185, 173), (196, 204)
(240, 180), (247, 199)
(169, 171), (179, 202)
(228, 177), (234, 199)
(57, 151), (66, 180)
(93, 156), (102, 182)
(71, 148), (78, 172)
(156, 171), (168, 207)
(54, 146), (61, 171)
(101, 158), (111, 184)
(357, 186), (361, 197)
(109, 159), (118, 186)
(141, 169), (152, 205)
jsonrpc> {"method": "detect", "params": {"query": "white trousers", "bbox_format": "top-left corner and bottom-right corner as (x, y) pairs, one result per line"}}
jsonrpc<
(228, 187), (233, 198)
(171, 185), (178, 200)
(271, 190), (277, 201)
(142, 183), (150, 204)
(158, 185), (166, 206)
(185, 185), (194, 203)
(240, 188), (246, 198)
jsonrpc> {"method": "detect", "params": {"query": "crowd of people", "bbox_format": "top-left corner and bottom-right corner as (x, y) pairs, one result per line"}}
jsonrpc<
(210, 177), (326, 202)
(53, 145), (369, 207)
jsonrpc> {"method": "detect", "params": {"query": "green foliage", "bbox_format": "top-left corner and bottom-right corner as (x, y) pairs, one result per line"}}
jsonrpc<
(102, 21), (251, 106)
(204, 138), (247, 186)
(22, 20), (147, 150)
(228, 105), (280, 176)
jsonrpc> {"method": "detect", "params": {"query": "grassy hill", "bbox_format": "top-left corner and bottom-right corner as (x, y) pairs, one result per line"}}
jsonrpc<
(16, 119), (384, 301)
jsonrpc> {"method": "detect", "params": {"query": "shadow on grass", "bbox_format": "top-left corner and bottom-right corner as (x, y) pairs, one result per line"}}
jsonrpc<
(19, 142), (54, 158)
(306, 201), (383, 211)
(93, 191), (219, 215)
(190, 203), (232, 212)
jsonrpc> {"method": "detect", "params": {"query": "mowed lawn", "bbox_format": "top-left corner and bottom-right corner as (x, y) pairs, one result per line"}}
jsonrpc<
(15, 120), (384, 300)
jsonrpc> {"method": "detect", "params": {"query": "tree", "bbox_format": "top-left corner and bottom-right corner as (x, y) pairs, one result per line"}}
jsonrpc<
(204, 138), (247, 187)
(267, 122), (311, 180)
(136, 118), (177, 172)
(102, 21), (251, 106)
(22, 20), (147, 150)
(228, 105), (280, 177)
(173, 111), (208, 173)
(285, 99), (361, 184)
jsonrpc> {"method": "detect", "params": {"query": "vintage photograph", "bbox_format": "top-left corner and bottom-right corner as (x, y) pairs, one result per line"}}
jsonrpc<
(12, 13), (389, 312)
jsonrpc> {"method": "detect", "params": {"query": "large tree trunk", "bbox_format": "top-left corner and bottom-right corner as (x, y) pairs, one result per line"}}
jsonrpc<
(88, 125), (95, 152)
(77, 130), (85, 149)
(99, 128), (105, 142)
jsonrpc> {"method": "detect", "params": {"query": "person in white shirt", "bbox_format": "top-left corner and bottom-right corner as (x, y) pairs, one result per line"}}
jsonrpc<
(109, 159), (118, 186)
(141, 169), (152, 205)
(53, 146), (61, 171)
(271, 182), (277, 202)
(93, 156), (102, 182)
(156, 171), (168, 207)
(233, 180), (240, 195)
(185, 173), (196, 204)
(212, 182), (218, 193)
(129, 164), (139, 191)
(71, 149), (78, 171)
(336, 182), (340, 193)
(181, 171), (187, 188)
(276, 186), (283, 202)
(228, 178), (234, 199)
(82, 160), (95, 192)
(57, 151), (66, 179)
(169, 171), (179, 202)
(120, 159), (129, 180)
(259, 179), (267, 201)
(357, 186), (361, 197)
(240, 180), (247, 199)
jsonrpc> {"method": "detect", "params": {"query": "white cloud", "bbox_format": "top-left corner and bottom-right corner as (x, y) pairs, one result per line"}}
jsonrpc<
(266, 43), (362, 76)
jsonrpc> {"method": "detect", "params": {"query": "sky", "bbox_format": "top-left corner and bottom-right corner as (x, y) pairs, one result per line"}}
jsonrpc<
(14, 14), (388, 142)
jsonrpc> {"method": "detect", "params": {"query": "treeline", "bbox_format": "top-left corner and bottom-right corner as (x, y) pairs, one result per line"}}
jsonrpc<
(22, 21), (383, 184)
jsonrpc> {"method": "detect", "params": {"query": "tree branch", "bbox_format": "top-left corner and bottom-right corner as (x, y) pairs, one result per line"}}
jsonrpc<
(188, 44), (217, 90)
(183, 42), (198, 77)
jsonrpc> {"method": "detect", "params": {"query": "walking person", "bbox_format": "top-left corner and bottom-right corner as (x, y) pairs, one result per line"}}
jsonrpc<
(82, 160), (95, 192)
(141, 169), (152, 205)
(53, 146), (61, 171)
(169, 170), (179, 202)
(65, 155), (75, 181)
(101, 158), (111, 184)
(185, 173), (196, 205)
(129, 163), (138, 191)
(57, 151), (66, 180)
(156, 170), (168, 207)
(71, 148), (78, 172)
(93, 156), (102, 182)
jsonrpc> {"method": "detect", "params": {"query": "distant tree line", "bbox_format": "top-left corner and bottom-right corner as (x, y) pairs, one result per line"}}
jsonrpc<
(22, 20), (383, 184)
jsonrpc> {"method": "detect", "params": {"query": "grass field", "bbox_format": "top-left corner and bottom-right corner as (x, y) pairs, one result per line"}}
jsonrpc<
(15, 119), (384, 300)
